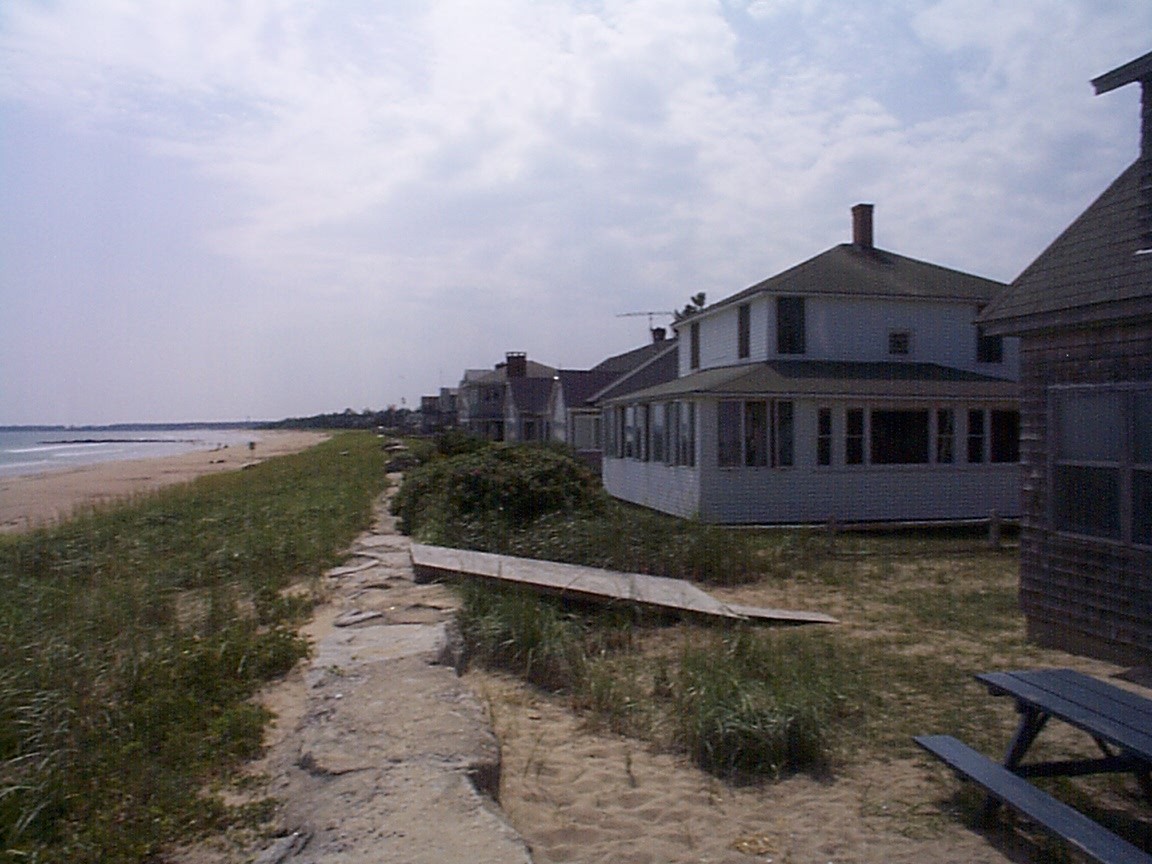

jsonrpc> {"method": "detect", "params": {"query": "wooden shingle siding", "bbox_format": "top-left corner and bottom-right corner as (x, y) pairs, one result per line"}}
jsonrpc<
(1017, 320), (1152, 664)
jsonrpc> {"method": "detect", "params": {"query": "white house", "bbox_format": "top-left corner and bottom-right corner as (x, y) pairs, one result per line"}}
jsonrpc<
(600, 205), (1021, 524)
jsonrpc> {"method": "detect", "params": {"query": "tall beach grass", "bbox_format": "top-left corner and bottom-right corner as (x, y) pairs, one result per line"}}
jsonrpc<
(0, 432), (388, 864)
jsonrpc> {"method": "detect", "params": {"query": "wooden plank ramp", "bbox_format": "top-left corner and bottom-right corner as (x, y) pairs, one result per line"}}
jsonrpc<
(409, 543), (837, 626)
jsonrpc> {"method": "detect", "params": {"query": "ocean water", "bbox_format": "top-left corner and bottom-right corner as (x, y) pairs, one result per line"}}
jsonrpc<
(0, 428), (261, 479)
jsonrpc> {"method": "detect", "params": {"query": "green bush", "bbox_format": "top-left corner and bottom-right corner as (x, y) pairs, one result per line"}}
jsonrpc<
(391, 444), (606, 538)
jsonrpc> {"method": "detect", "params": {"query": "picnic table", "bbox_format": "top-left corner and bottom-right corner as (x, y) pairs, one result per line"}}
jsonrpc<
(915, 668), (1152, 864)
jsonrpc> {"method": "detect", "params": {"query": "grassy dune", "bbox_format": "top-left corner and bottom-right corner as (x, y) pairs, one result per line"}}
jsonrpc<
(0, 432), (389, 864)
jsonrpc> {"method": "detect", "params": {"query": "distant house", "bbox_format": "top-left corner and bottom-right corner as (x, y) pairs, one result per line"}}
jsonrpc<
(978, 51), (1152, 664)
(457, 353), (556, 441)
(419, 388), (458, 434)
(548, 330), (679, 470)
(505, 376), (555, 443)
(601, 205), (1021, 524)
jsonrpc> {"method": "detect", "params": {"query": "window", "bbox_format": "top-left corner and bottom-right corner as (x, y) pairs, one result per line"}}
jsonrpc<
(623, 405), (637, 459)
(777, 296), (805, 355)
(717, 400), (793, 468)
(817, 408), (832, 466)
(689, 321), (700, 369)
(967, 409), (985, 463)
(1054, 391), (1121, 539)
(718, 401), (741, 467)
(990, 410), (1020, 463)
(637, 405), (649, 461)
(936, 409), (954, 464)
(650, 403), (666, 463)
(977, 326), (1003, 363)
(738, 303), (751, 359)
(1134, 393), (1152, 544)
(744, 401), (768, 467)
(574, 414), (599, 450)
(666, 402), (678, 465)
(888, 331), (911, 356)
(846, 409), (864, 465)
(677, 401), (696, 466)
(870, 410), (929, 464)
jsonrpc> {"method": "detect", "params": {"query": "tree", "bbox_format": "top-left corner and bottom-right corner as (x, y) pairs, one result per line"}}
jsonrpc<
(673, 292), (706, 323)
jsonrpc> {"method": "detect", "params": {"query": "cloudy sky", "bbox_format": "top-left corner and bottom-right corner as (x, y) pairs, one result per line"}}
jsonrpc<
(1, 1), (1149, 424)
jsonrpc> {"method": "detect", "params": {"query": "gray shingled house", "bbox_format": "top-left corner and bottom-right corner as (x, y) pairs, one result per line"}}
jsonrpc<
(979, 51), (1152, 663)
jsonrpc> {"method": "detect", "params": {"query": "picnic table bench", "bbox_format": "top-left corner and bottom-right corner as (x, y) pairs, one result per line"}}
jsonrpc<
(915, 668), (1152, 864)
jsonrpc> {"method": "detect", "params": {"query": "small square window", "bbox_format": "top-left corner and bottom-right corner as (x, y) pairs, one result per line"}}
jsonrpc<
(888, 331), (911, 356)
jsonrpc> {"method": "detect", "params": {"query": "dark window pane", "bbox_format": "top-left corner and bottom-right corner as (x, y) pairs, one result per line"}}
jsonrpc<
(871, 410), (929, 464)
(690, 322), (700, 369)
(817, 407), (831, 467)
(1058, 392), (1120, 461)
(1134, 470), (1152, 545)
(846, 409), (864, 465)
(977, 326), (1003, 363)
(967, 409), (985, 463)
(936, 408), (954, 464)
(1055, 465), (1120, 539)
(777, 401), (794, 467)
(738, 304), (750, 359)
(744, 401), (768, 467)
(991, 410), (1020, 463)
(777, 296), (805, 355)
(1136, 393), (1152, 464)
(718, 401), (740, 467)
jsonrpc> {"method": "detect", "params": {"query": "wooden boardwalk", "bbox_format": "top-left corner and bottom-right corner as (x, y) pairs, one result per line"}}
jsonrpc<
(410, 543), (837, 626)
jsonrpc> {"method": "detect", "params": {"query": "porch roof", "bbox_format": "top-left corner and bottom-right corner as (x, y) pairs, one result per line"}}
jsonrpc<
(603, 360), (1017, 403)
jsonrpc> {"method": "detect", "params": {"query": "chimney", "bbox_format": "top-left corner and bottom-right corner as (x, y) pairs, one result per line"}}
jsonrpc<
(651, 327), (666, 342)
(1092, 51), (1152, 248)
(852, 203), (874, 249)
(505, 352), (527, 378)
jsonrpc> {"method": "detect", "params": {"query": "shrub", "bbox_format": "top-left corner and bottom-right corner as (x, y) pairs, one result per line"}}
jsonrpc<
(391, 444), (606, 538)
(674, 629), (859, 779)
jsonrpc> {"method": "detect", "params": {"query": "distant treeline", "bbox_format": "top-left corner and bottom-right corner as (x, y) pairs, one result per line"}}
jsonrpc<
(261, 407), (415, 431)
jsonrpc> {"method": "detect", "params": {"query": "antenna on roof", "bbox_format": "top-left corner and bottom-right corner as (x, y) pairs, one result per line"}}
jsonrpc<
(616, 311), (676, 329)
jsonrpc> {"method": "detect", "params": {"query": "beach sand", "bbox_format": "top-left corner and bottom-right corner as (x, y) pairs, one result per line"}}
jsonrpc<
(0, 429), (329, 533)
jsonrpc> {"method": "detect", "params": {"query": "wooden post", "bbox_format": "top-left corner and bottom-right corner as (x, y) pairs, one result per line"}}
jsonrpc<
(988, 510), (1001, 549)
(826, 515), (838, 552)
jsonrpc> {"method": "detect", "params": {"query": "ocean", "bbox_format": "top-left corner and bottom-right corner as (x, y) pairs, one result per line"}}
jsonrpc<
(0, 427), (261, 479)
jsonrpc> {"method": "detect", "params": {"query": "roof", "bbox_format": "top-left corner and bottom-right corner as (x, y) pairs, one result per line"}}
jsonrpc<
(685, 243), (1006, 326)
(556, 370), (621, 408)
(593, 343), (679, 402)
(507, 377), (554, 414)
(980, 161), (1152, 334)
(1092, 49), (1152, 94)
(469, 359), (557, 384)
(603, 360), (1017, 403)
(590, 338), (675, 374)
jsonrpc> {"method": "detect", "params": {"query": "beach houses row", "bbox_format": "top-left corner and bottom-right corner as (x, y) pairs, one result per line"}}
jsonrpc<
(441, 201), (1021, 525)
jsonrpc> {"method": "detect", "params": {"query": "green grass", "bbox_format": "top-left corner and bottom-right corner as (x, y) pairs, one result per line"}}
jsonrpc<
(0, 432), (389, 864)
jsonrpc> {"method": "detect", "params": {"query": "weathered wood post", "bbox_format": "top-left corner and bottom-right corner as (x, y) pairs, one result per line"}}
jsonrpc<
(988, 510), (1001, 549)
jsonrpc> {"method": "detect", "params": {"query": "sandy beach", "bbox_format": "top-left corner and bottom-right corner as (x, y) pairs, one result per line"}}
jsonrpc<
(0, 429), (329, 533)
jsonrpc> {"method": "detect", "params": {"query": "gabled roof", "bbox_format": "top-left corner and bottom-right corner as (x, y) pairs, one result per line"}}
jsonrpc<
(590, 338), (675, 374)
(981, 161), (1152, 334)
(507, 377), (554, 414)
(688, 244), (1005, 326)
(556, 370), (621, 408)
(604, 360), (1016, 403)
(593, 342), (679, 402)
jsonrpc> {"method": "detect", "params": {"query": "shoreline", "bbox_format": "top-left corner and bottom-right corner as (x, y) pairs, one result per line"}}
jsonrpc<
(0, 430), (329, 534)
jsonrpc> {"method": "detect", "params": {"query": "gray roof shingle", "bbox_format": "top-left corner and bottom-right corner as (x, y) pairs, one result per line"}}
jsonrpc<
(980, 161), (1152, 334)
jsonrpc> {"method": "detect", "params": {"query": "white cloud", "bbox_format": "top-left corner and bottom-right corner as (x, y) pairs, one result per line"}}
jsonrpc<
(1, 0), (1151, 421)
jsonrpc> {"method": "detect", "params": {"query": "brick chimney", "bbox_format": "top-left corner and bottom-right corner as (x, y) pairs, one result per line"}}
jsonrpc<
(651, 327), (666, 342)
(1092, 50), (1152, 248)
(852, 203), (874, 249)
(505, 352), (527, 378)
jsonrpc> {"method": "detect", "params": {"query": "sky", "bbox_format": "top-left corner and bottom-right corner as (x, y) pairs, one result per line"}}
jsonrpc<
(1, 1), (1150, 425)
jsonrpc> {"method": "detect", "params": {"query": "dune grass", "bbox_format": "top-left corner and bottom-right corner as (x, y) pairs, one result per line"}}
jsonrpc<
(0, 432), (389, 864)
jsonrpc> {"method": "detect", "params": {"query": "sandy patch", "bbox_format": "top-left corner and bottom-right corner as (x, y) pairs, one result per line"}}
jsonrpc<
(0, 430), (328, 533)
